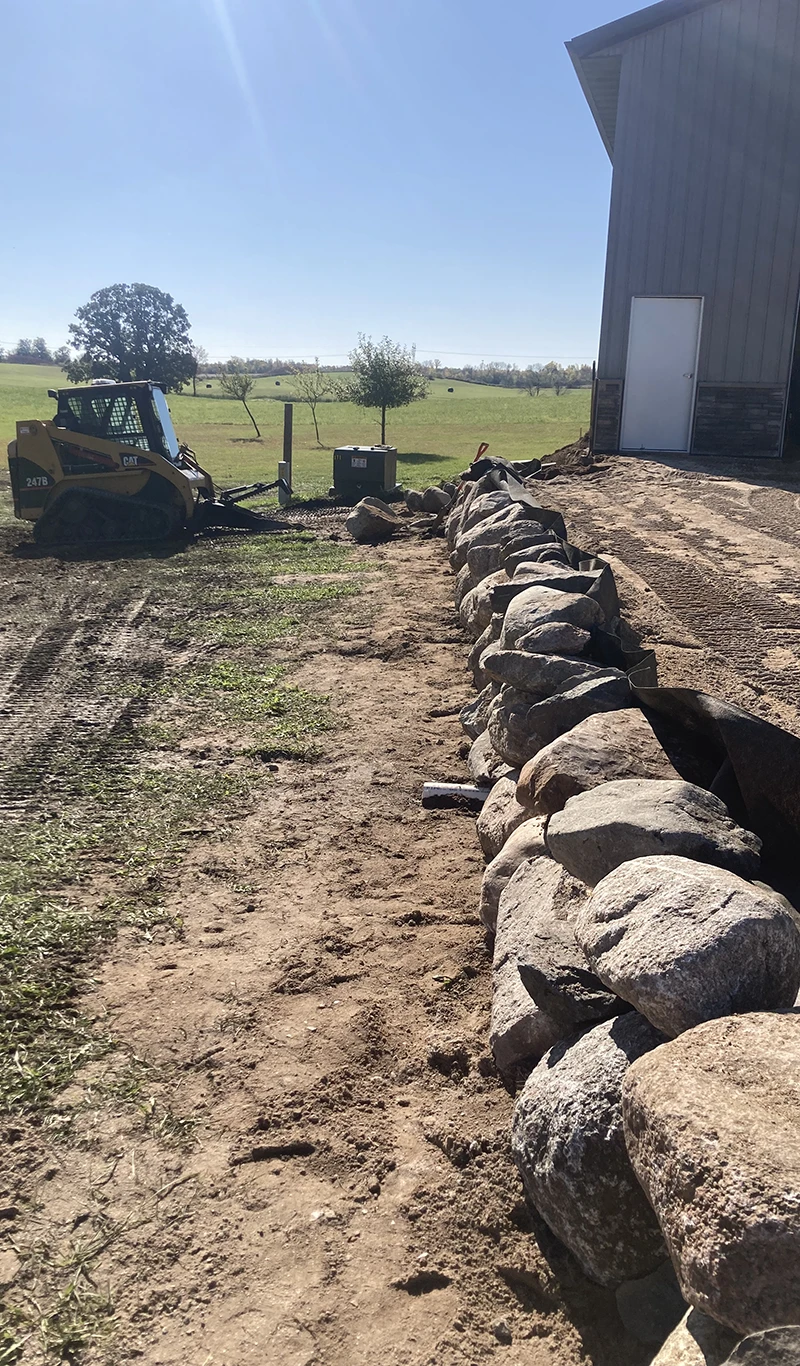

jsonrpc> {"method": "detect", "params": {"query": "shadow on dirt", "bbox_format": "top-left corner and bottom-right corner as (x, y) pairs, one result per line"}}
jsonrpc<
(627, 450), (800, 493)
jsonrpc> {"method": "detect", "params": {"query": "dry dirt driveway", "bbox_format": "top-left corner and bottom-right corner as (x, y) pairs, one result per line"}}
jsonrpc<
(3, 454), (800, 1366)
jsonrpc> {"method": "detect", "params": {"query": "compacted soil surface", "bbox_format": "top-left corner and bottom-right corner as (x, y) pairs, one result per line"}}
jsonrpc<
(2, 453), (800, 1366)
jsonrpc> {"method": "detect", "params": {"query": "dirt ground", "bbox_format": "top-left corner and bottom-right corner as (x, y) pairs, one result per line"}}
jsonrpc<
(4, 452), (800, 1366)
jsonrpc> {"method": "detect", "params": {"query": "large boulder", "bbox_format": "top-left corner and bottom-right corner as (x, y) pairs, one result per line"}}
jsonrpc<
(466, 541), (507, 585)
(488, 672), (632, 769)
(501, 533), (564, 569)
(480, 647), (605, 697)
(546, 780), (761, 887)
(503, 540), (569, 573)
(500, 859), (626, 1033)
(459, 570), (512, 638)
(468, 615), (504, 687)
(459, 683), (498, 740)
(517, 708), (679, 816)
(421, 486), (452, 514)
(476, 774), (527, 860)
(511, 1014), (666, 1287)
(447, 487), (507, 549)
(478, 820), (549, 932)
(623, 1013), (800, 1334)
(576, 856), (800, 1036)
(467, 731), (515, 785)
(451, 504), (540, 571)
(490, 959), (562, 1081)
(345, 499), (401, 542)
(512, 620), (591, 657)
(650, 1310), (740, 1366)
(499, 586), (604, 649)
(723, 1330), (800, 1364)
(454, 563), (476, 609)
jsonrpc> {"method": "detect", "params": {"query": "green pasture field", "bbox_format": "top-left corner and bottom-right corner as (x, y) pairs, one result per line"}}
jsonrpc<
(0, 362), (591, 503)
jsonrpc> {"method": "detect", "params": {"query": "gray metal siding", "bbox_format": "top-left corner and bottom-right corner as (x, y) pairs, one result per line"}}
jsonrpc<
(598, 0), (800, 387)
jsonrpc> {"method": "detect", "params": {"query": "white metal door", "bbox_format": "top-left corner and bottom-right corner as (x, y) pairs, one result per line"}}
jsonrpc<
(620, 296), (703, 452)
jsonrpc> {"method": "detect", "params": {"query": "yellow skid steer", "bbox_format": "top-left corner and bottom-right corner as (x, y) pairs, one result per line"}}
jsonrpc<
(8, 379), (290, 545)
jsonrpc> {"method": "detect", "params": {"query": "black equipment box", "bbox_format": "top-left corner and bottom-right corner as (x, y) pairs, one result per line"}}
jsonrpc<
(333, 445), (398, 498)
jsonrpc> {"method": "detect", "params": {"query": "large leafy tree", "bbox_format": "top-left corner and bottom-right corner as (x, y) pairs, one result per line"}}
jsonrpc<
(342, 334), (429, 443)
(66, 283), (194, 391)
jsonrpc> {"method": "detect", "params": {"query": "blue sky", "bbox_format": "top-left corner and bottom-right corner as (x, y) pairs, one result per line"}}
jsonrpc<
(0, 0), (630, 366)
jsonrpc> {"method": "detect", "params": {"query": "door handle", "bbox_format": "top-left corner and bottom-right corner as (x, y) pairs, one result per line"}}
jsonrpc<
(684, 373), (694, 379)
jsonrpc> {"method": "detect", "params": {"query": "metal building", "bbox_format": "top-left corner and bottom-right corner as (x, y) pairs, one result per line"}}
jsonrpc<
(568, 0), (800, 458)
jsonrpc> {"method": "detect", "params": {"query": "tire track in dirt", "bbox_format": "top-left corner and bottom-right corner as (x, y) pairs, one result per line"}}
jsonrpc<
(0, 585), (160, 811)
(557, 459), (800, 732)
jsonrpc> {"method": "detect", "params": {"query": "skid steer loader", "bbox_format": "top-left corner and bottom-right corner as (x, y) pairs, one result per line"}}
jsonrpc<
(7, 379), (292, 546)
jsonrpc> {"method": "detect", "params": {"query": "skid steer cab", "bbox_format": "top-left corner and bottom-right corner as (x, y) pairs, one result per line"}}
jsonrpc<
(8, 379), (291, 546)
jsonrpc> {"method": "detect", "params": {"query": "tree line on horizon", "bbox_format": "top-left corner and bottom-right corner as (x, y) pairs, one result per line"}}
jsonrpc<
(1, 339), (592, 396)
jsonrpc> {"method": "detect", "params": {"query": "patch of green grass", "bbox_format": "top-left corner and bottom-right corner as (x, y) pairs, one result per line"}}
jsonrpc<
(170, 662), (334, 759)
(0, 765), (254, 1114)
(191, 580), (363, 647)
(0, 363), (590, 514)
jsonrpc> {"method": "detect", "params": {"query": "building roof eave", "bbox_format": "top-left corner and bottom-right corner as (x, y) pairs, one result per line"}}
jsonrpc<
(569, 0), (724, 59)
(567, 0), (725, 158)
(566, 44), (617, 160)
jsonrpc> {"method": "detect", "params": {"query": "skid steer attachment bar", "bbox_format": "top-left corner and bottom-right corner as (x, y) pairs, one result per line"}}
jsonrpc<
(219, 478), (291, 505)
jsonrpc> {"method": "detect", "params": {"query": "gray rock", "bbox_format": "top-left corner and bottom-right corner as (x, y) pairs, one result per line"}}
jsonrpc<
(488, 672), (632, 769)
(404, 489), (424, 513)
(723, 1329), (800, 1364)
(476, 774), (527, 860)
(517, 708), (679, 816)
(615, 1260), (688, 1346)
(511, 1014), (666, 1287)
(650, 1310), (740, 1366)
(490, 958), (562, 1081)
(421, 486), (452, 514)
(454, 563), (476, 609)
(623, 1013), (800, 1334)
(486, 685), (542, 768)
(494, 855), (562, 969)
(479, 820), (549, 932)
(490, 569), (608, 619)
(468, 615), (504, 687)
(547, 780), (762, 887)
(500, 586), (604, 650)
(459, 570), (512, 638)
(451, 503), (538, 571)
(576, 856), (800, 1036)
(480, 647), (605, 697)
(345, 499), (400, 542)
(467, 731), (515, 785)
(503, 541), (569, 573)
(501, 858), (624, 1032)
(452, 489), (512, 544)
(513, 621), (591, 657)
(459, 683), (498, 740)
(466, 541), (506, 584)
(445, 486), (498, 546)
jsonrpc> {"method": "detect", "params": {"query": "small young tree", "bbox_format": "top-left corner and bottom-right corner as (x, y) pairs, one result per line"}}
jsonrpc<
(292, 357), (332, 446)
(219, 365), (261, 436)
(523, 365), (542, 397)
(341, 334), (429, 444)
(189, 343), (209, 397)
